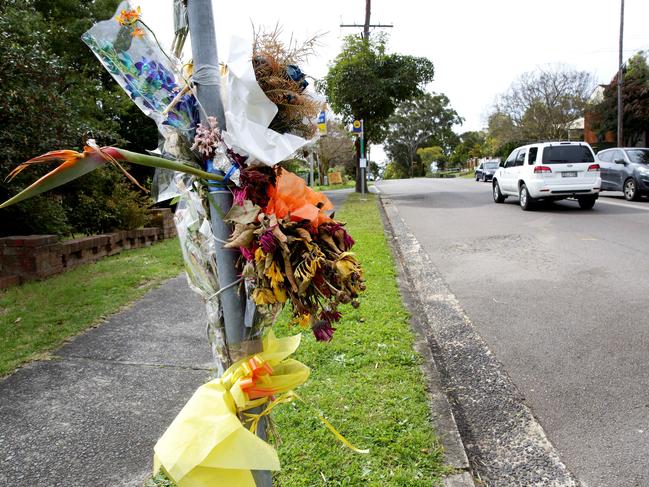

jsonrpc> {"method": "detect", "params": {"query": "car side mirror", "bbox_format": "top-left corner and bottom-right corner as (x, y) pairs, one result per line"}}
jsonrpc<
(499, 161), (504, 167)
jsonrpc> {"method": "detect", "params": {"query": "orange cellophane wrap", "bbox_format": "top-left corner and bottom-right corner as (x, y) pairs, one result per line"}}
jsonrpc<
(264, 170), (333, 228)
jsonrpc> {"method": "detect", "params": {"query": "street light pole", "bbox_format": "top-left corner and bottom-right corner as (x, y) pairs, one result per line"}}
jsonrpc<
(617, 0), (625, 147)
(186, 2), (271, 485)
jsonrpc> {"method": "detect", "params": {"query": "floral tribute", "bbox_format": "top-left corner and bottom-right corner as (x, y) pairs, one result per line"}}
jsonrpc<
(0, 2), (367, 485)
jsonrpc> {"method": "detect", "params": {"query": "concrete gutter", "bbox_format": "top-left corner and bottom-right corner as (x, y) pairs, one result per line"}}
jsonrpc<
(378, 194), (580, 487)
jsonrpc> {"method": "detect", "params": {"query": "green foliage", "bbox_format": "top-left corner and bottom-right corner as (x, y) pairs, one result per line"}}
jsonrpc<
(417, 146), (446, 174)
(449, 131), (487, 165)
(592, 51), (649, 146)
(0, 0), (158, 237)
(383, 162), (409, 180)
(0, 238), (184, 377)
(384, 93), (462, 177)
(319, 34), (435, 145)
(64, 167), (152, 235)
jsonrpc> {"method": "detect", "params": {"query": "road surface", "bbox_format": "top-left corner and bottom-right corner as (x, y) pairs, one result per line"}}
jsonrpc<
(377, 177), (649, 487)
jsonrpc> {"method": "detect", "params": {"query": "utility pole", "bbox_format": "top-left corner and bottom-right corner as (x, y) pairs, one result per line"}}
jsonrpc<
(340, 0), (392, 193)
(186, 1), (270, 486)
(617, 0), (625, 147)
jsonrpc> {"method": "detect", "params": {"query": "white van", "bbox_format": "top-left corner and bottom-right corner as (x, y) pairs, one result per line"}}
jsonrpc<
(492, 142), (601, 210)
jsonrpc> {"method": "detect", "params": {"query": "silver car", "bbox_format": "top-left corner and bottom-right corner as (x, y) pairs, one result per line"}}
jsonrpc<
(596, 148), (649, 201)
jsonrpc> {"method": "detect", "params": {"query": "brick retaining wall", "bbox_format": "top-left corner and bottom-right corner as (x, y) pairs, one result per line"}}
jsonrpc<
(0, 208), (177, 289)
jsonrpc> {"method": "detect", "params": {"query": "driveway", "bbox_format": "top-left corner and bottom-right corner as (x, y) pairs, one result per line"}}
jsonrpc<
(377, 177), (649, 487)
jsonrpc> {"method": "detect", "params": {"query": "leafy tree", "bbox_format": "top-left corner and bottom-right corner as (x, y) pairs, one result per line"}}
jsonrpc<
(450, 131), (487, 166)
(316, 119), (356, 183)
(320, 34), (435, 189)
(592, 51), (649, 146)
(384, 93), (462, 177)
(0, 0), (157, 237)
(417, 146), (445, 174)
(490, 66), (595, 145)
(383, 162), (408, 180)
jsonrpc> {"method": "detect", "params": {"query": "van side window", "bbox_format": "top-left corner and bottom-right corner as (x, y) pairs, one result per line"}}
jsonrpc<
(528, 147), (538, 165)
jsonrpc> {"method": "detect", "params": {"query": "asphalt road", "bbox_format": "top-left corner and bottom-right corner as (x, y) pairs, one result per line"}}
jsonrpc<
(376, 177), (649, 487)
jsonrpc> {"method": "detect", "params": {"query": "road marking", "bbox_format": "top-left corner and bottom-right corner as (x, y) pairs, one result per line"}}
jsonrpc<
(597, 198), (649, 211)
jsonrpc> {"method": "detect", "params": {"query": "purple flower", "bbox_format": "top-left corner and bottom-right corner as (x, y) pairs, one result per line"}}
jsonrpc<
(319, 308), (342, 323)
(312, 320), (336, 342)
(232, 187), (247, 206)
(260, 229), (276, 253)
(240, 246), (254, 261)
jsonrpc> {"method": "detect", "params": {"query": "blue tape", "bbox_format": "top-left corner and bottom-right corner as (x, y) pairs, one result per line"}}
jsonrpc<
(206, 159), (228, 192)
(223, 165), (237, 182)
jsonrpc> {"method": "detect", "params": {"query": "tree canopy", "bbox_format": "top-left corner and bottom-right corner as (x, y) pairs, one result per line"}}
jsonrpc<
(383, 93), (462, 177)
(488, 66), (595, 149)
(319, 34), (435, 145)
(592, 51), (649, 146)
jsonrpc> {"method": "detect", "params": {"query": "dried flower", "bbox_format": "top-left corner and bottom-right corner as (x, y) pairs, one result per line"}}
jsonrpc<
(319, 308), (342, 323)
(312, 320), (336, 342)
(240, 166), (276, 207)
(191, 116), (221, 158)
(240, 246), (254, 262)
(292, 313), (312, 329)
(232, 187), (247, 206)
(260, 229), (276, 254)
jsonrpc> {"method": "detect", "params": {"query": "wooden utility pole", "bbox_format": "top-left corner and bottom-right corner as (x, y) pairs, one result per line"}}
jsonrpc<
(186, 1), (271, 486)
(617, 0), (625, 147)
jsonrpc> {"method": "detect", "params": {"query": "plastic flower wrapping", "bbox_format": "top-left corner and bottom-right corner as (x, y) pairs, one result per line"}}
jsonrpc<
(0, 2), (367, 484)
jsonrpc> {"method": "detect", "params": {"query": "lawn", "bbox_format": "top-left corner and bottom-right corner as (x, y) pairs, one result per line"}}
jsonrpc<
(0, 238), (184, 376)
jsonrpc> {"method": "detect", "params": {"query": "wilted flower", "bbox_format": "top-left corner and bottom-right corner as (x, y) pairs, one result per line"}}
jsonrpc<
(240, 246), (254, 262)
(312, 320), (336, 342)
(319, 308), (342, 323)
(260, 229), (276, 253)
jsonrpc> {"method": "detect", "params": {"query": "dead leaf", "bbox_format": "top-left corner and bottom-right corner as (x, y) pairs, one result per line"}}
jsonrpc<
(224, 200), (260, 225)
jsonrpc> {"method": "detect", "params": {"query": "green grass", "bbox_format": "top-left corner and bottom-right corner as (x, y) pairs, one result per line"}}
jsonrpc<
(460, 170), (476, 179)
(272, 193), (448, 485)
(0, 238), (184, 376)
(312, 180), (356, 192)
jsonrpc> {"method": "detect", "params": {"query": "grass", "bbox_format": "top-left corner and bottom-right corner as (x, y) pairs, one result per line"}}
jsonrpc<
(272, 193), (448, 485)
(0, 238), (184, 376)
(149, 193), (449, 486)
(312, 180), (356, 192)
(460, 170), (476, 179)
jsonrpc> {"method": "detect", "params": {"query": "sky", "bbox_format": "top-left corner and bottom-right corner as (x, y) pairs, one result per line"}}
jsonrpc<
(137, 0), (649, 162)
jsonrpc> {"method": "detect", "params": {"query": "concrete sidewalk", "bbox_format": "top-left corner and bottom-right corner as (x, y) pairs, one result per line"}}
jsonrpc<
(0, 276), (212, 487)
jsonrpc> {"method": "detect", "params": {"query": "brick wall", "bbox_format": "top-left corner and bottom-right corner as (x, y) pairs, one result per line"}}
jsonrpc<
(0, 208), (177, 289)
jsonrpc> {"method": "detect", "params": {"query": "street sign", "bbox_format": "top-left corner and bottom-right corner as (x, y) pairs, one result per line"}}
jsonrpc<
(317, 111), (327, 135)
(352, 119), (363, 133)
(359, 157), (367, 168)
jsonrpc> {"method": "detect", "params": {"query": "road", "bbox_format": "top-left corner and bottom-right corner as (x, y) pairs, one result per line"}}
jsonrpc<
(376, 177), (649, 487)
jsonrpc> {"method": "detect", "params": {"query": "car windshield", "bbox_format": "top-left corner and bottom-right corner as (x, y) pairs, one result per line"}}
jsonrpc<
(626, 149), (649, 164)
(485, 163), (499, 169)
(542, 145), (594, 164)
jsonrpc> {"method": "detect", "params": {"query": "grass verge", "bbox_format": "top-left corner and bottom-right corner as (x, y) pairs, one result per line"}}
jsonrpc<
(148, 193), (448, 486)
(0, 238), (184, 376)
(312, 180), (356, 192)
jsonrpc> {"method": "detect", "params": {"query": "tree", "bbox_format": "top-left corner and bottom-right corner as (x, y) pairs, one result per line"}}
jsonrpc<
(315, 119), (356, 183)
(450, 131), (487, 166)
(592, 51), (649, 146)
(417, 146), (445, 174)
(490, 66), (596, 145)
(0, 0), (158, 236)
(319, 34), (435, 190)
(383, 93), (462, 177)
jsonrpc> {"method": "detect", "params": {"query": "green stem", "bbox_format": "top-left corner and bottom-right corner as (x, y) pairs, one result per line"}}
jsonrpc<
(115, 148), (223, 181)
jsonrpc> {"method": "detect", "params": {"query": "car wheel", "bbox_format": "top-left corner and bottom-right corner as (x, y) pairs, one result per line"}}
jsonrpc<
(624, 178), (640, 201)
(519, 183), (534, 211)
(475, 174), (480, 181)
(493, 181), (506, 203)
(578, 196), (597, 210)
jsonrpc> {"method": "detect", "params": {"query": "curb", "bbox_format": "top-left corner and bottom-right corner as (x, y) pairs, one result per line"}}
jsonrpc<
(379, 197), (476, 487)
(378, 193), (580, 487)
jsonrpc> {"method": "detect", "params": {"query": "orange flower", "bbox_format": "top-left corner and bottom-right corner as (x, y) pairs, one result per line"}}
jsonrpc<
(131, 27), (145, 38)
(116, 6), (141, 26)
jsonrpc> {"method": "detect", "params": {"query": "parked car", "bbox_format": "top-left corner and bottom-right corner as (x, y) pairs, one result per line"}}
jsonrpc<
(595, 147), (649, 201)
(475, 161), (500, 182)
(492, 141), (601, 210)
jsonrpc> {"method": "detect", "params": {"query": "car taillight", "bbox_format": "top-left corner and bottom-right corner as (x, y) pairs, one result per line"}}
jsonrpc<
(588, 164), (600, 172)
(534, 166), (552, 174)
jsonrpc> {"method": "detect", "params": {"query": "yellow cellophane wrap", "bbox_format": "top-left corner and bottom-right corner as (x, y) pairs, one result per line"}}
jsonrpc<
(153, 331), (310, 487)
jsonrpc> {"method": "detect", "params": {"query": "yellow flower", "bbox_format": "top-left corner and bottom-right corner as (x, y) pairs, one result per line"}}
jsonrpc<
(117, 6), (141, 26)
(335, 252), (361, 280)
(272, 285), (287, 303)
(255, 247), (266, 263)
(292, 314), (311, 329)
(252, 288), (276, 305)
(264, 261), (284, 289)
